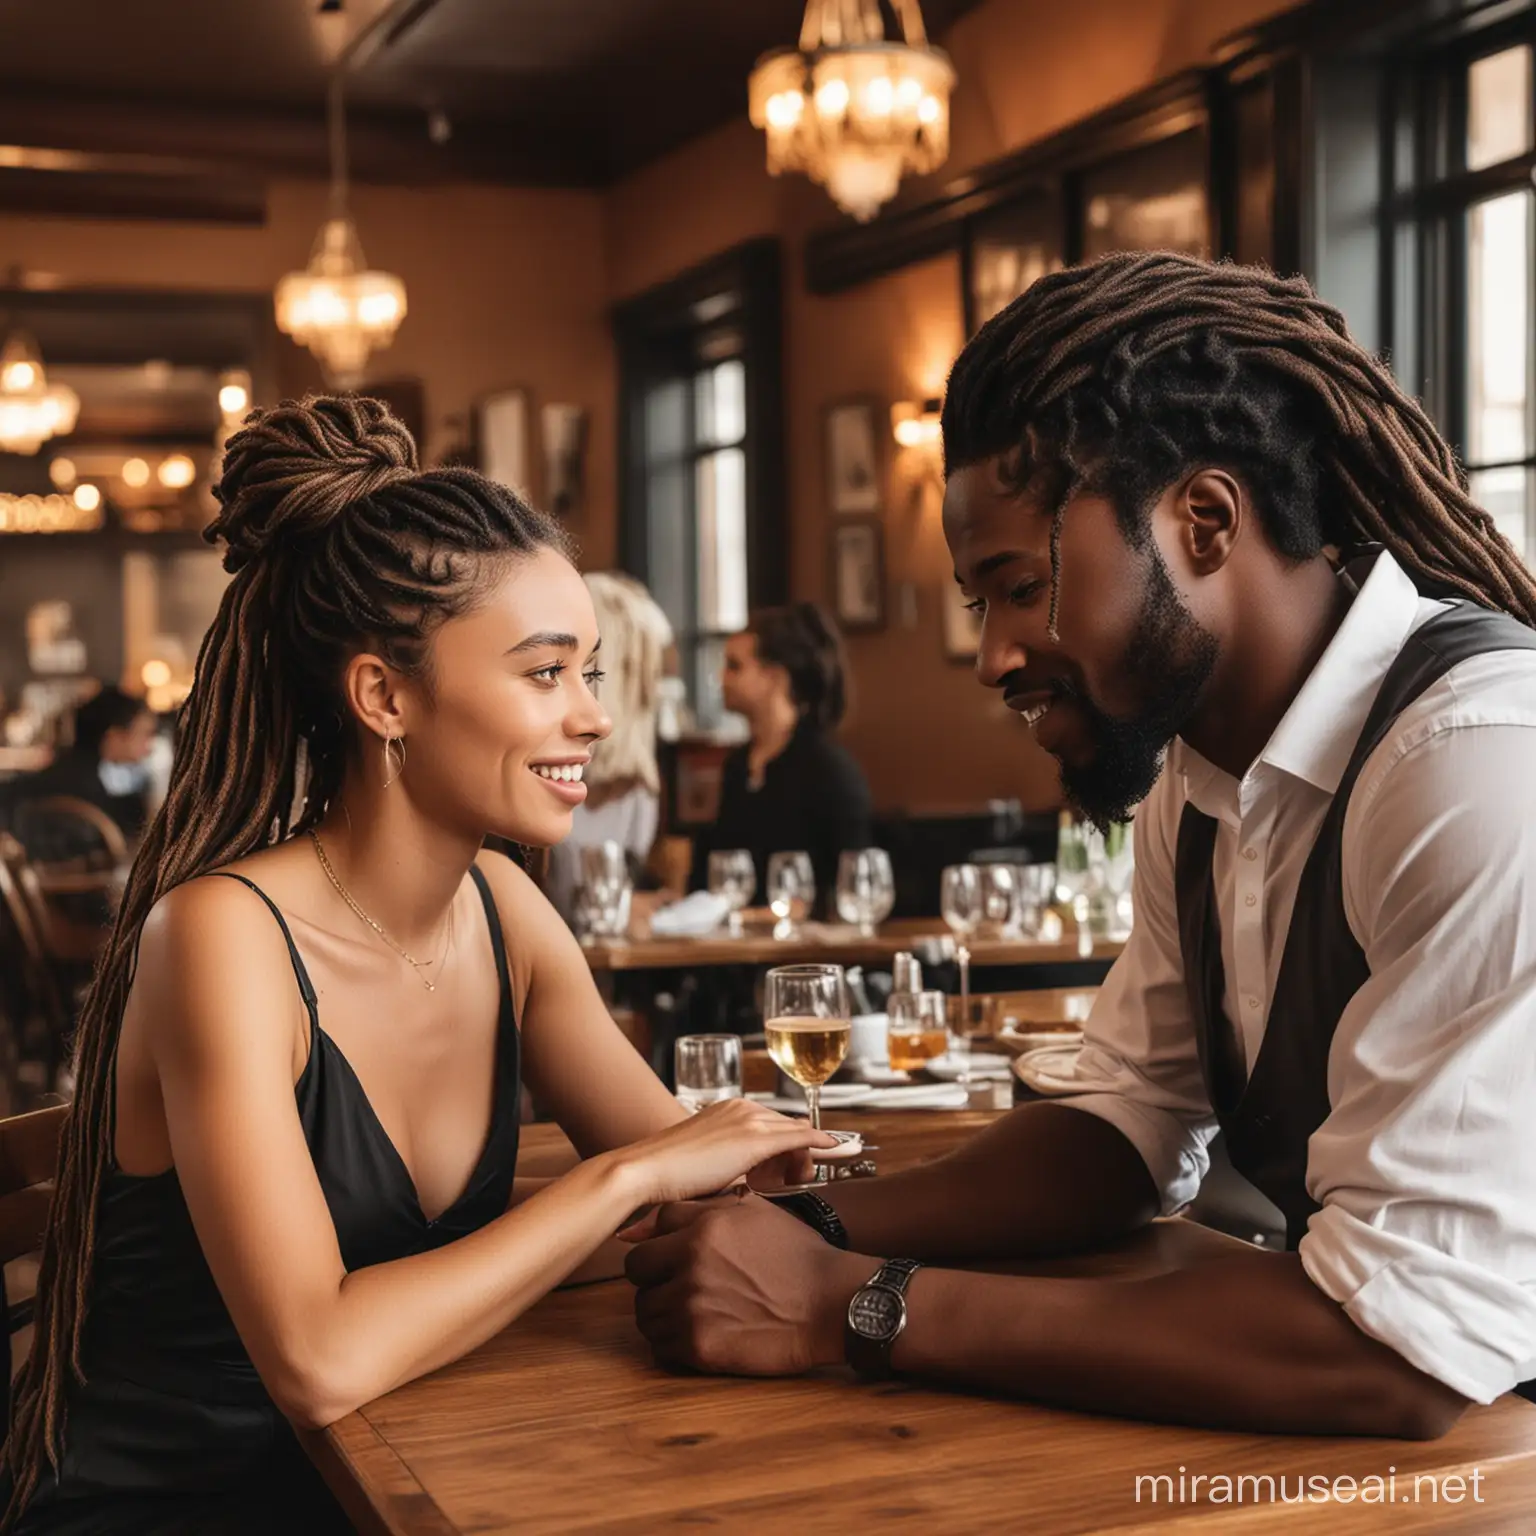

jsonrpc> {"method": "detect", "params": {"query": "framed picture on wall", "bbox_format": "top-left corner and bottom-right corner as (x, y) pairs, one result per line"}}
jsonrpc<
(963, 189), (1063, 336)
(830, 516), (885, 632)
(941, 580), (982, 663)
(1079, 128), (1210, 261)
(824, 399), (881, 514)
(476, 387), (533, 499)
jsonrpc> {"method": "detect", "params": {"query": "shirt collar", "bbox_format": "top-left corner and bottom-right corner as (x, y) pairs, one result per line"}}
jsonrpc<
(1175, 548), (1432, 809)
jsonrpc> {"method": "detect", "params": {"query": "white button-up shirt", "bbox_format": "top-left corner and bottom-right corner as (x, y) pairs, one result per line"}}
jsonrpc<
(1058, 549), (1536, 1404)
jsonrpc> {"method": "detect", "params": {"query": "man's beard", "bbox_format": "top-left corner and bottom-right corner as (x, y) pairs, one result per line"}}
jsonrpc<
(1055, 549), (1218, 829)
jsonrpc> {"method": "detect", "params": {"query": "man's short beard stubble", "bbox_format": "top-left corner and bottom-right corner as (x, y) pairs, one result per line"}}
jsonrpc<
(1054, 547), (1218, 830)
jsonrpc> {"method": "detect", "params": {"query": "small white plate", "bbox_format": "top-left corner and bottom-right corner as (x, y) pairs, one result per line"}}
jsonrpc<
(1000, 1026), (1085, 1053)
(1011, 1043), (1085, 1096)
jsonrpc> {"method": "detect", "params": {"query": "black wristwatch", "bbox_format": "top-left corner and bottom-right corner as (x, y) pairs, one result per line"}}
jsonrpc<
(765, 1190), (848, 1249)
(845, 1258), (922, 1380)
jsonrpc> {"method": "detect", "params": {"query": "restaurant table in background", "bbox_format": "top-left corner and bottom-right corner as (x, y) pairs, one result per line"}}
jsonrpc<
(311, 1114), (1536, 1535)
(581, 916), (1125, 973)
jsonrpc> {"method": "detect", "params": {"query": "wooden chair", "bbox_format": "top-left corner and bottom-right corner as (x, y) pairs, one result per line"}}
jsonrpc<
(15, 795), (128, 870)
(0, 837), (74, 1092)
(0, 1103), (65, 1426)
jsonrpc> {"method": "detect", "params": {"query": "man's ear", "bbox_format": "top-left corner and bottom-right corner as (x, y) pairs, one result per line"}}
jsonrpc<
(1179, 468), (1245, 575)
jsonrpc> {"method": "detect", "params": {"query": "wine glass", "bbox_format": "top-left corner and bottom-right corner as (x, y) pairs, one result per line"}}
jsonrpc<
(767, 850), (814, 939)
(1011, 863), (1057, 938)
(940, 864), (984, 1086)
(764, 963), (849, 1180)
(835, 848), (895, 937)
(1056, 818), (1092, 924)
(977, 863), (1019, 938)
(707, 849), (755, 935)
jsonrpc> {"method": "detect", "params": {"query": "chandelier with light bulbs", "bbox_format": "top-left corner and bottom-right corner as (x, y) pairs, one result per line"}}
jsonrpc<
(275, 73), (406, 385)
(0, 329), (79, 455)
(748, 0), (955, 223)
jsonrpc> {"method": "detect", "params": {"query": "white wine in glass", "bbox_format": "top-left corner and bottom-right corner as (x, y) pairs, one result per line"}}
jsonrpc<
(763, 964), (849, 1182)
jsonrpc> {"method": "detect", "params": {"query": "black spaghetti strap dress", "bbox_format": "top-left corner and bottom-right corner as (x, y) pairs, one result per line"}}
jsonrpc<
(10, 866), (522, 1534)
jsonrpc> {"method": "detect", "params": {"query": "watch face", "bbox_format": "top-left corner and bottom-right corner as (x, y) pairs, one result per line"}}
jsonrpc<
(848, 1284), (905, 1341)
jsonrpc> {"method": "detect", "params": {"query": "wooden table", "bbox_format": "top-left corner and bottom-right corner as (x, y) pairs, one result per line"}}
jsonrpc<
(314, 1116), (1536, 1534)
(583, 917), (1125, 974)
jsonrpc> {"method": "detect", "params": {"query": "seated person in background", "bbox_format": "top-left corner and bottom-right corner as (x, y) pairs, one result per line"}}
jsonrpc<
(0, 395), (829, 1535)
(626, 252), (1536, 1438)
(0, 684), (157, 854)
(689, 602), (873, 916)
(544, 571), (675, 929)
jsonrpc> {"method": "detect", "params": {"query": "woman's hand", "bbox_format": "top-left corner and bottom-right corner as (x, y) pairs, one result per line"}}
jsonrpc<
(616, 1099), (836, 1211)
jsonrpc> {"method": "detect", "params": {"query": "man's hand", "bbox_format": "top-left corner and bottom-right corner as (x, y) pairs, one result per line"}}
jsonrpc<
(624, 1194), (872, 1375)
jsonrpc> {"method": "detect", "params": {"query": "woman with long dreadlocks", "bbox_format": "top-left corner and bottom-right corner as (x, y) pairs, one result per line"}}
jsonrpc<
(1, 395), (833, 1533)
(625, 251), (1536, 1435)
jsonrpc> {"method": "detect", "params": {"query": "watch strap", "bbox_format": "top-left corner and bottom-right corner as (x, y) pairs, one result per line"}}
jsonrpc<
(845, 1258), (923, 1380)
(765, 1190), (849, 1249)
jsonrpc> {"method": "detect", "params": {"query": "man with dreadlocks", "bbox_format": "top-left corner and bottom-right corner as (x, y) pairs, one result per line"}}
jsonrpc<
(625, 252), (1536, 1437)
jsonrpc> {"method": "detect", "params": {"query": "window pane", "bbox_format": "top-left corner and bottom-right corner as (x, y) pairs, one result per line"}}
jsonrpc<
(645, 463), (689, 629)
(1468, 46), (1532, 172)
(694, 447), (748, 633)
(644, 378), (689, 461)
(1467, 190), (1531, 465)
(694, 359), (746, 448)
(692, 635), (731, 731)
(1469, 465), (1534, 566)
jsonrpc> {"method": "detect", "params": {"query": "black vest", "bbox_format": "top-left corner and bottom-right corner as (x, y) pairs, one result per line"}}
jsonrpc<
(1174, 583), (1536, 1399)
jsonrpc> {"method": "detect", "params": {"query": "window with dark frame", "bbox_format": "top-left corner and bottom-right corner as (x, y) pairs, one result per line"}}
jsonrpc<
(1388, 17), (1536, 566)
(614, 241), (786, 732)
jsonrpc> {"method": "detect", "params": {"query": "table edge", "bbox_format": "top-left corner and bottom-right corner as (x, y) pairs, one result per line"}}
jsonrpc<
(307, 1412), (459, 1536)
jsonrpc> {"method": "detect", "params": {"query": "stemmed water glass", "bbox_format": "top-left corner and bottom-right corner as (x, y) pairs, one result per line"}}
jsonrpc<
(708, 849), (756, 935)
(940, 864), (985, 1087)
(763, 963), (850, 1184)
(767, 851), (815, 939)
(977, 863), (1019, 937)
(835, 848), (895, 937)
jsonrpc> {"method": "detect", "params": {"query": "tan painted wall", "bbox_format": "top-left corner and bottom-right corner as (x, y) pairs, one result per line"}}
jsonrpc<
(0, 180), (617, 566)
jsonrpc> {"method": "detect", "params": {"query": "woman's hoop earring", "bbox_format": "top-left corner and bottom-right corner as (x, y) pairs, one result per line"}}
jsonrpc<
(382, 735), (406, 789)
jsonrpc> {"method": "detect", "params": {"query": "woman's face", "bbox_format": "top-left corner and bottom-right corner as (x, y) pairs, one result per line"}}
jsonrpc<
(720, 630), (782, 719)
(396, 546), (612, 847)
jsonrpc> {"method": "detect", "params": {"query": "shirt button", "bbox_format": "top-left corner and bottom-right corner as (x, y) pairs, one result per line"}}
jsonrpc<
(1245, 893), (1257, 907)
(1243, 847), (1257, 861)
(1245, 996), (1260, 1009)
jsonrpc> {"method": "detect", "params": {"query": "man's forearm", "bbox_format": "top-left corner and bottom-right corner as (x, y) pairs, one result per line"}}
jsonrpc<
(824, 1102), (1160, 1260)
(805, 1245), (1465, 1439)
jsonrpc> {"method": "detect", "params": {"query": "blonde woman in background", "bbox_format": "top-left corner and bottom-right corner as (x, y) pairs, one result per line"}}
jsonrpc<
(544, 572), (673, 927)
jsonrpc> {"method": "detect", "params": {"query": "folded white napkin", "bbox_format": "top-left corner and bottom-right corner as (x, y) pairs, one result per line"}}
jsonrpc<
(647, 890), (732, 936)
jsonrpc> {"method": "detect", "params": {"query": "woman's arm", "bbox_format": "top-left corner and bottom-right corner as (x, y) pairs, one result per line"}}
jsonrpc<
(476, 850), (689, 1155)
(138, 876), (827, 1430)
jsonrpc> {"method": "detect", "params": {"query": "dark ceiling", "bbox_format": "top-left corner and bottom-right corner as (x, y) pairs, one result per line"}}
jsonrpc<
(0, 0), (987, 202)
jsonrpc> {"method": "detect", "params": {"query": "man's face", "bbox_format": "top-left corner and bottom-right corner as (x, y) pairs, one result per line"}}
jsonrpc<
(943, 458), (1219, 827)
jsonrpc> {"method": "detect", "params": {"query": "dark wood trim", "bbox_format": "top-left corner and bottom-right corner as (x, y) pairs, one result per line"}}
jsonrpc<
(803, 71), (1209, 295)
(0, 89), (602, 191)
(0, 165), (266, 225)
(613, 236), (787, 615)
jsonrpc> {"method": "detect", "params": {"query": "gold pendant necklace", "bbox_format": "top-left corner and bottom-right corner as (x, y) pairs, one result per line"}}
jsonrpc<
(310, 830), (451, 991)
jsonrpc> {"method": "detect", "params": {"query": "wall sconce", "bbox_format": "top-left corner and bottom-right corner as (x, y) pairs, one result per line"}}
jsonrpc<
(891, 396), (942, 451)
